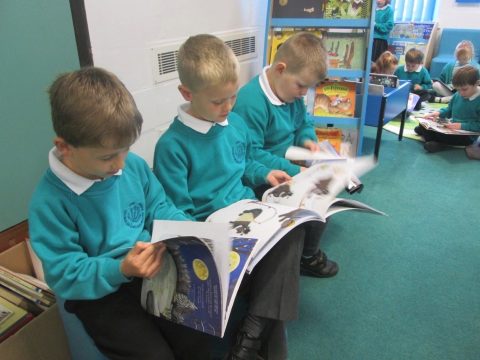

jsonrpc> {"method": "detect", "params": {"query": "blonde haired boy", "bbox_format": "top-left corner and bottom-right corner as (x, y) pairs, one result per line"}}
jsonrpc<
(29, 67), (212, 359)
(154, 34), (312, 360)
(233, 31), (338, 279)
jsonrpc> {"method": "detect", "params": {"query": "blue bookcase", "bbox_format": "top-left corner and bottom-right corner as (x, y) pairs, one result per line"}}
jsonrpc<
(264, 0), (376, 156)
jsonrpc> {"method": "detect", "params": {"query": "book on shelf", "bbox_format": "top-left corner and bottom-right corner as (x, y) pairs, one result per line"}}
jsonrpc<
(324, 30), (366, 70)
(269, 28), (323, 64)
(416, 118), (480, 136)
(324, 0), (371, 19)
(141, 157), (383, 338)
(271, 0), (325, 18)
(369, 73), (398, 88)
(390, 22), (435, 41)
(0, 296), (34, 343)
(314, 80), (356, 117)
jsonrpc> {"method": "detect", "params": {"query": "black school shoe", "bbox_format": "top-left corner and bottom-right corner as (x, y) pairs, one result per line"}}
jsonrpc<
(300, 250), (339, 278)
(226, 331), (264, 360)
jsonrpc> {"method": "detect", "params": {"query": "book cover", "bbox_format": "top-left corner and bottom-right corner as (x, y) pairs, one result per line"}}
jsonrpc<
(324, 30), (366, 69)
(369, 73), (399, 88)
(314, 81), (356, 117)
(271, 0), (325, 18)
(269, 28), (323, 64)
(390, 22), (435, 41)
(324, 0), (371, 19)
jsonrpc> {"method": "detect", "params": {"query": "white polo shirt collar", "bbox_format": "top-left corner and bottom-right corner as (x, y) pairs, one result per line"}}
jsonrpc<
(49, 147), (122, 195)
(259, 66), (285, 106)
(177, 103), (228, 134)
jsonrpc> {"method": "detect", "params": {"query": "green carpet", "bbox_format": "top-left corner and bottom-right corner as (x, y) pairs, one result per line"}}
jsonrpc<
(382, 102), (445, 141)
(288, 127), (480, 360)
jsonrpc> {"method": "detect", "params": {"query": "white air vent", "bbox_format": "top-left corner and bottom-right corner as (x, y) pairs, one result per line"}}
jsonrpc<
(151, 29), (258, 85)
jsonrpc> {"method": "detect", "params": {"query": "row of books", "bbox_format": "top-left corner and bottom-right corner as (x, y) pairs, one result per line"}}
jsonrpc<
(0, 262), (55, 343)
(271, 0), (371, 20)
(269, 28), (366, 69)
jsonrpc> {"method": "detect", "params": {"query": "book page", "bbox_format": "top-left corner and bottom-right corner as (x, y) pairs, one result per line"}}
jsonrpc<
(262, 157), (377, 218)
(417, 118), (480, 135)
(206, 199), (321, 271)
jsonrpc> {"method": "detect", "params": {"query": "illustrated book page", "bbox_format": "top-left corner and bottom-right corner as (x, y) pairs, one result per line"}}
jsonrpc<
(262, 157), (385, 221)
(417, 118), (480, 136)
(206, 199), (322, 272)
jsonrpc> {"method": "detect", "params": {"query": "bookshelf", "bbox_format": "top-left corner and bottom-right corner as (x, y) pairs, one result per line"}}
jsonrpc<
(264, 0), (376, 156)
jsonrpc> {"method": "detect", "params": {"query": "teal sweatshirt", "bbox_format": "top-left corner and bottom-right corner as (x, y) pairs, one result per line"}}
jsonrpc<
(153, 112), (270, 221)
(233, 75), (317, 176)
(438, 90), (480, 132)
(29, 152), (186, 300)
(394, 65), (433, 90)
(374, 5), (394, 41)
(439, 61), (480, 85)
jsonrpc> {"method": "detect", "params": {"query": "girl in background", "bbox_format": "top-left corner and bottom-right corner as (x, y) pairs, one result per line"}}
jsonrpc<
(372, 0), (394, 62)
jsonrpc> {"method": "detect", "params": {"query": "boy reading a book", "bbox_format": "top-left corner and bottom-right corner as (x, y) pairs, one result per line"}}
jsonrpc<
(28, 67), (212, 360)
(154, 34), (320, 360)
(394, 48), (433, 110)
(232, 31), (338, 278)
(415, 65), (480, 153)
(431, 40), (480, 104)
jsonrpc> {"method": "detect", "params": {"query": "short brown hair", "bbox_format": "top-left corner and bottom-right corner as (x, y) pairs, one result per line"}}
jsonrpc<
(405, 48), (424, 64)
(177, 34), (239, 92)
(272, 32), (327, 81)
(49, 67), (142, 148)
(452, 65), (480, 87)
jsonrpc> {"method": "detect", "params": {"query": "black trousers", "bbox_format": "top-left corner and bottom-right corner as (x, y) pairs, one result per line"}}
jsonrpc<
(65, 278), (212, 360)
(372, 38), (388, 62)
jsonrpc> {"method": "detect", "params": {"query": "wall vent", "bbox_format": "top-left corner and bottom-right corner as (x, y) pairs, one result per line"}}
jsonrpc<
(151, 29), (258, 85)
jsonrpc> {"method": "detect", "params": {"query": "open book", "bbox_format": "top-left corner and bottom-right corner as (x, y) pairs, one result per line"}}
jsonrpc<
(416, 117), (480, 136)
(263, 156), (385, 222)
(141, 203), (321, 337)
(141, 156), (384, 338)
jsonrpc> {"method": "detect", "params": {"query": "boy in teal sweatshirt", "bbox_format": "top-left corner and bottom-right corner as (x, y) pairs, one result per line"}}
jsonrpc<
(415, 65), (480, 153)
(29, 67), (211, 359)
(394, 48), (433, 110)
(154, 34), (333, 360)
(232, 31), (338, 279)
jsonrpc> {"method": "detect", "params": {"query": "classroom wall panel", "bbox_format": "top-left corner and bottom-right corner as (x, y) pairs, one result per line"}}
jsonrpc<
(83, 0), (268, 166)
(0, 0), (79, 231)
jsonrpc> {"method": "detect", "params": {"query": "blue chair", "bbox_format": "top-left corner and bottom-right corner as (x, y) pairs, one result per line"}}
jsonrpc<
(429, 28), (480, 79)
(56, 298), (107, 360)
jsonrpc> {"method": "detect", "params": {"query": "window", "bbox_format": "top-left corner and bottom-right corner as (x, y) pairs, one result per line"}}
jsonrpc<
(391, 0), (439, 22)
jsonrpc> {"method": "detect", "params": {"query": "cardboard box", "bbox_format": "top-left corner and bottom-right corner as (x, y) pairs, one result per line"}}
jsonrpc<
(0, 241), (71, 360)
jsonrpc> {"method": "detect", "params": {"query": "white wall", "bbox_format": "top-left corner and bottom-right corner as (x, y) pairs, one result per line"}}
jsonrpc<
(84, 0), (268, 165)
(435, 0), (480, 29)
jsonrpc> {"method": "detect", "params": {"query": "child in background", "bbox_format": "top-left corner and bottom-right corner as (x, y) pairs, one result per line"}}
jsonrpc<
(394, 48), (433, 110)
(431, 40), (480, 104)
(415, 65), (480, 153)
(29, 67), (212, 360)
(154, 34), (315, 360)
(232, 31), (339, 278)
(372, 0), (394, 62)
(371, 50), (398, 75)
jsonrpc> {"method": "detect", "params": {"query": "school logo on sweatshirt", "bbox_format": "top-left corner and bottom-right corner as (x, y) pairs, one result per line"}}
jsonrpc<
(124, 202), (144, 228)
(232, 141), (246, 163)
